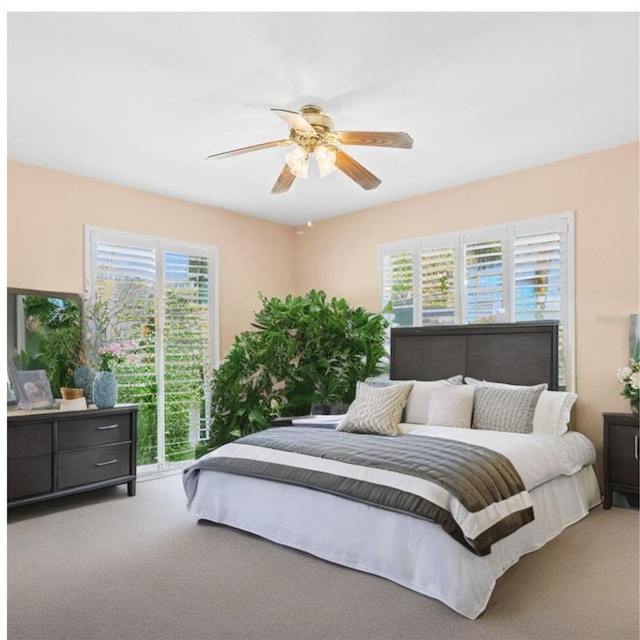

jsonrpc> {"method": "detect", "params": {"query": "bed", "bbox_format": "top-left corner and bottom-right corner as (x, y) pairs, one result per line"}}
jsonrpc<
(183, 321), (600, 619)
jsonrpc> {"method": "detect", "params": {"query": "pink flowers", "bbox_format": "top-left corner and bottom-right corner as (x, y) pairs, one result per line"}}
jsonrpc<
(98, 340), (139, 371)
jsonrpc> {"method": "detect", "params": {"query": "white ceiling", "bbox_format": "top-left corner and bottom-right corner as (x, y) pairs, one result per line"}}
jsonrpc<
(7, 11), (639, 227)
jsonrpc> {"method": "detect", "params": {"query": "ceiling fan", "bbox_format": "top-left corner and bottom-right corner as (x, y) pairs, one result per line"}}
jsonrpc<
(206, 104), (413, 194)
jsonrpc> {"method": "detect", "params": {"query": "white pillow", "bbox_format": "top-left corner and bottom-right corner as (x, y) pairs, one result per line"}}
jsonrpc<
(532, 390), (578, 436)
(336, 381), (413, 436)
(403, 376), (463, 424)
(427, 385), (475, 428)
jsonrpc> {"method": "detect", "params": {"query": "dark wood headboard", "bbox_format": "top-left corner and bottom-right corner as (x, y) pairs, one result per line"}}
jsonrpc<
(390, 321), (559, 390)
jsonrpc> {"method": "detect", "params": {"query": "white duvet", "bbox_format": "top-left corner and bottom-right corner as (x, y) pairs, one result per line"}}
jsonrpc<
(186, 425), (600, 619)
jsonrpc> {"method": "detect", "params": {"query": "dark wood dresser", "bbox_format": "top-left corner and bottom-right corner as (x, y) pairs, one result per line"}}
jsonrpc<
(603, 412), (639, 509)
(8, 404), (137, 507)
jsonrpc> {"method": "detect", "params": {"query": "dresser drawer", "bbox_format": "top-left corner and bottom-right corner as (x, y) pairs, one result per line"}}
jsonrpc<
(8, 422), (53, 459)
(7, 455), (53, 499)
(58, 414), (133, 450)
(58, 443), (132, 489)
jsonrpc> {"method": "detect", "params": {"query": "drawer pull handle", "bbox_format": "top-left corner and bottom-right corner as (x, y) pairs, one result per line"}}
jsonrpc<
(95, 459), (118, 467)
(96, 424), (119, 430)
(635, 435), (639, 461)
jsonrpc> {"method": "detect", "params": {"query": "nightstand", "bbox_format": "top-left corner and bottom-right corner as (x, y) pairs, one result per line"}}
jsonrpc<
(603, 412), (639, 509)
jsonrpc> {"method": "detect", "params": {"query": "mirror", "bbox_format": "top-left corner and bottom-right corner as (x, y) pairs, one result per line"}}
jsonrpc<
(7, 288), (83, 403)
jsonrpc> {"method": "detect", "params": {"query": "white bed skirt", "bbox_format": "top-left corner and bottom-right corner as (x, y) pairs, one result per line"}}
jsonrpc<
(186, 464), (601, 619)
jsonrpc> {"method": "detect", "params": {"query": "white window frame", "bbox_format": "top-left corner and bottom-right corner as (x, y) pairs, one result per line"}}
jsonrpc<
(379, 212), (575, 390)
(84, 226), (220, 470)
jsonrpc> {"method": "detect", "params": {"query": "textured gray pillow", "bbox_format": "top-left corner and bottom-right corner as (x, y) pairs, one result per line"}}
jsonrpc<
(472, 383), (547, 433)
(337, 381), (413, 435)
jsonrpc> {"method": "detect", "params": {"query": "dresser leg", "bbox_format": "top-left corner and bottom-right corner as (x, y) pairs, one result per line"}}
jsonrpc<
(603, 490), (612, 509)
(128, 479), (136, 497)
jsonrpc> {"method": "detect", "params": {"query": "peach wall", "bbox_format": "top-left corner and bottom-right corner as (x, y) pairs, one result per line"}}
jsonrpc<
(7, 161), (296, 357)
(8, 143), (639, 482)
(293, 142), (640, 479)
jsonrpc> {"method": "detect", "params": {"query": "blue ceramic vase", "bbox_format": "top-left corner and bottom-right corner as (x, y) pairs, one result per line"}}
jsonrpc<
(93, 371), (118, 409)
(73, 364), (95, 404)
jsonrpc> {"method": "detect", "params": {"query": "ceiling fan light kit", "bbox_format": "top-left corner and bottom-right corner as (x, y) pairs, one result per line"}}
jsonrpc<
(207, 104), (413, 194)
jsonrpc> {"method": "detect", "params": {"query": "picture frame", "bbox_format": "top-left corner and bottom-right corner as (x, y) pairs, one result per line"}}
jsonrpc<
(7, 360), (19, 407)
(15, 369), (57, 410)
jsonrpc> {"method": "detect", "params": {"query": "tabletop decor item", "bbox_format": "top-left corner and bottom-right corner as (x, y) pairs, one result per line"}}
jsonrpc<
(73, 362), (95, 404)
(616, 358), (640, 414)
(92, 341), (139, 409)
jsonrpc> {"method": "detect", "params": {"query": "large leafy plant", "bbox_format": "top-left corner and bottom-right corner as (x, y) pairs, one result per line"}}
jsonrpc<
(207, 290), (388, 448)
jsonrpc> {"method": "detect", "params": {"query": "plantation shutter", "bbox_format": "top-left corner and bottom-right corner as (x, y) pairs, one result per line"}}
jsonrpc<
(381, 247), (415, 327)
(513, 223), (569, 387)
(513, 231), (562, 321)
(86, 227), (218, 470)
(163, 251), (214, 458)
(419, 244), (457, 325)
(464, 234), (505, 323)
(91, 240), (158, 463)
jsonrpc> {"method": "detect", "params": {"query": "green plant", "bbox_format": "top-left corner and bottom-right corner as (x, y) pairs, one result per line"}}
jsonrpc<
(207, 290), (388, 448)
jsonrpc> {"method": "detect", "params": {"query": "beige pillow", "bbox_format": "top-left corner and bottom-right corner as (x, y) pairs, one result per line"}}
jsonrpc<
(403, 376), (463, 424)
(427, 385), (475, 428)
(337, 381), (413, 435)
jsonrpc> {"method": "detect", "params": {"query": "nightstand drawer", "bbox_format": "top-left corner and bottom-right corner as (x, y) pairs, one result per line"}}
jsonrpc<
(58, 414), (133, 450)
(58, 443), (132, 489)
(609, 423), (640, 485)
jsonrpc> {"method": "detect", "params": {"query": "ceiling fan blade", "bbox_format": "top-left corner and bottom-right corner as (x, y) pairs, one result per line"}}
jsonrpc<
(333, 148), (381, 191)
(206, 139), (291, 160)
(335, 131), (413, 149)
(271, 108), (316, 132)
(271, 165), (296, 194)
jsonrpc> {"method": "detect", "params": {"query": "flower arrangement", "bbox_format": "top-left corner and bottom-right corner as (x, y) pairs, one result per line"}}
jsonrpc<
(615, 359), (640, 412)
(97, 340), (139, 372)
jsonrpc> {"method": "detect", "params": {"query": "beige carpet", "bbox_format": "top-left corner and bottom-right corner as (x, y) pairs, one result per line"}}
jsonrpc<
(6, 473), (640, 640)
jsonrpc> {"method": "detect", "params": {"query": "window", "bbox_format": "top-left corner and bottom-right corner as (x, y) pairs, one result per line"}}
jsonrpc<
(85, 227), (219, 471)
(379, 213), (574, 389)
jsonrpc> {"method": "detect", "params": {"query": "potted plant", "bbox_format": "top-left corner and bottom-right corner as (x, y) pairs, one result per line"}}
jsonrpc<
(616, 359), (640, 414)
(206, 290), (388, 448)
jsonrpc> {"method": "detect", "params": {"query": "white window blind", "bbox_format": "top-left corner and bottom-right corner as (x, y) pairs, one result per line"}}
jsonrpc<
(381, 248), (415, 327)
(464, 235), (505, 323)
(420, 245), (457, 324)
(513, 230), (562, 322)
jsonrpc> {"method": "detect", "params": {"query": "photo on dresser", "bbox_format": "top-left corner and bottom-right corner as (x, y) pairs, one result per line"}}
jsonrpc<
(15, 369), (56, 410)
